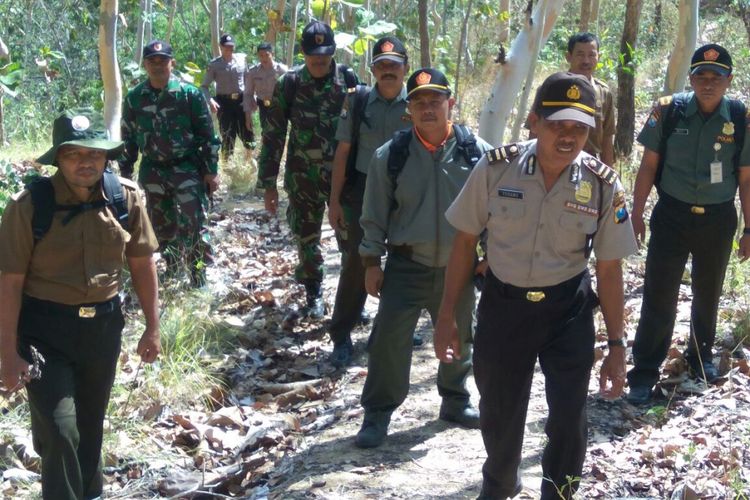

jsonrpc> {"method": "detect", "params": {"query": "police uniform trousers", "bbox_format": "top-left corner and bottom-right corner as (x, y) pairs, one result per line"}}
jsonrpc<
(360, 253), (474, 416)
(18, 295), (124, 500)
(329, 172), (368, 344)
(474, 270), (596, 500)
(627, 193), (737, 389)
(215, 94), (253, 159)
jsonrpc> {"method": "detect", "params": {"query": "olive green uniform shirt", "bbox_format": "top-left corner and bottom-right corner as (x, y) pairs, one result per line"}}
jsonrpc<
(0, 172), (158, 304)
(446, 141), (638, 287)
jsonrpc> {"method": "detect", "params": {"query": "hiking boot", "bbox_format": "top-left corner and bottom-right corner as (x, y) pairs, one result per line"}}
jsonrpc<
(686, 357), (720, 383)
(330, 339), (353, 368)
(354, 412), (391, 449)
(439, 401), (480, 429)
(303, 281), (325, 319)
(627, 385), (652, 405)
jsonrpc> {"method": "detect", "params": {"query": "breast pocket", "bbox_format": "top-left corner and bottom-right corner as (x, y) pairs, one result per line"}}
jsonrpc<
(556, 212), (598, 256)
(489, 197), (525, 220)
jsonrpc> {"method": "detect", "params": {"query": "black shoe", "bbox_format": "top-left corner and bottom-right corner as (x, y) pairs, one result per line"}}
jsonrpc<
(330, 339), (353, 368)
(354, 413), (390, 448)
(357, 311), (371, 326)
(627, 385), (652, 405)
(413, 331), (424, 347)
(687, 357), (720, 383)
(439, 402), (480, 429)
(303, 281), (325, 319)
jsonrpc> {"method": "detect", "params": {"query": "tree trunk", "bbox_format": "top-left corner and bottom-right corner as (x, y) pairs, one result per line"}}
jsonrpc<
(499, 0), (510, 44)
(590, 0), (600, 26)
(663, 0), (697, 95)
(267, 0), (286, 44)
(134, 0), (151, 64)
(418, 0), (431, 67)
(0, 94), (5, 148)
(731, 1), (750, 49)
(580, 0), (592, 31)
(455, 0), (474, 121)
(166, 0), (178, 43)
(614, 0), (644, 158)
(478, 0), (566, 146)
(99, 0), (123, 141)
(209, 0), (220, 57)
(431, 0), (442, 59)
(287, 0), (299, 66)
(0, 36), (8, 60)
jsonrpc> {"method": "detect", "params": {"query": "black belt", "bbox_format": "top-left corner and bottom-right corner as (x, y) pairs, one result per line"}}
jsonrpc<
(487, 270), (587, 303)
(387, 244), (413, 259)
(659, 191), (735, 215)
(23, 295), (121, 319)
(217, 93), (242, 100)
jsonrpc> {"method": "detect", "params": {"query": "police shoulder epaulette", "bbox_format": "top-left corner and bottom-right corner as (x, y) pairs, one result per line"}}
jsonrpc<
(582, 156), (618, 185)
(658, 95), (673, 107)
(119, 177), (139, 191)
(485, 143), (522, 164)
(593, 77), (609, 89)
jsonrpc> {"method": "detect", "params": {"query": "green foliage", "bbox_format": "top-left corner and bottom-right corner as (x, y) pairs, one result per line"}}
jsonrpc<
(0, 160), (39, 215)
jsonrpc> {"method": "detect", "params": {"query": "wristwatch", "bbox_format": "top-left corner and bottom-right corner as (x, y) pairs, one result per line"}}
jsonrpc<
(607, 337), (627, 348)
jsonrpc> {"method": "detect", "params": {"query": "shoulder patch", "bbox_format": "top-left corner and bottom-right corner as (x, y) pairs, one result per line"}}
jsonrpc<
(658, 95), (673, 107)
(582, 156), (618, 185)
(11, 188), (30, 202)
(486, 143), (522, 164)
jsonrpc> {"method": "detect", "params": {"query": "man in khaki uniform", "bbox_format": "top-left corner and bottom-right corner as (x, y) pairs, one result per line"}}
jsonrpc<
(0, 110), (160, 500)
(243, 42), (288, 134)
(436, 73), (637, 498)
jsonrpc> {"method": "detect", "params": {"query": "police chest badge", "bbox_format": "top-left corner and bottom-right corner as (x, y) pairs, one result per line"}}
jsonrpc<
(575, 181), (592, 203)
(613, 190), (629, 224)
(724, 122), (735, 135)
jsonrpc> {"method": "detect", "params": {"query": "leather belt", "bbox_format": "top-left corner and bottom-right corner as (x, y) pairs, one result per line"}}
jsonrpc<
(387, 244), (413, 259)
(659, 192), (734, 216)
(487, 270), (587, 303)
(218, 93), (241, 100)
(23, 295), (121, 319)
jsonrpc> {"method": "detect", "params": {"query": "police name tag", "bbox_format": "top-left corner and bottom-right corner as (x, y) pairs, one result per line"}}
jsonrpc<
(498, 188), (523, 200)
(710, 161), (723, 184)
(674, 128), (689, 135)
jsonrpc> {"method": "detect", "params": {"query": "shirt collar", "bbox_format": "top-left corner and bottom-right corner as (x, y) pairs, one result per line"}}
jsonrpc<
(141, 75), (180, 95)
(684, 92), (732, 121)
(51, 170), (103, 204)
(371, 85), (407, 104)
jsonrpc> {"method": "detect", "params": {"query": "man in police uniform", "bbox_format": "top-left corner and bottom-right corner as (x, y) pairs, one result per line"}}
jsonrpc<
(243, 42), (288, 134)
(0, 110), (160, 500)
(435, 72), (637, 498)
(326, 36), (410, 367)
(201, 34), (253, 160)
(627, 44), (750, 404)
(354, 68), (492, 449)
(257, 21), (358, 318)
(120, 40), (220, 287)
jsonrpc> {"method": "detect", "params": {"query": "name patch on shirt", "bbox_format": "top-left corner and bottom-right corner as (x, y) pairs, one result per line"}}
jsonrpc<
(498, 188), (524, 200)
(565, 201), (599, 216)
(674, 128), (689, 135)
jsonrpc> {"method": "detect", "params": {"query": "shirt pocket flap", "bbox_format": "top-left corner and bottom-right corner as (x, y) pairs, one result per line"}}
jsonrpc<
(559, 211), (598, 234)
(489, 198), (525, 219)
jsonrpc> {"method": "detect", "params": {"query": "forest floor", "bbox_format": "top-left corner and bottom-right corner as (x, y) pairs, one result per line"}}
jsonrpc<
(2, 178), (750, 500)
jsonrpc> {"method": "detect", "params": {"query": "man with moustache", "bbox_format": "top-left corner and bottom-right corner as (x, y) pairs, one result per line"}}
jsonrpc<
(354, 68), (492, 449)
(243, 42), (288, 134)
(435, 72), (637, 498)
(257, 21), (358, 318)
(326, 36), (411, 367)
(120, 40), (220, 287)
(627, 44), (750, 404)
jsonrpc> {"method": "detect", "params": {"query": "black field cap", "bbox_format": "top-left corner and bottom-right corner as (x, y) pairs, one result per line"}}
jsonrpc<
(37, 109), (124, 166)
(532, 72), (596, 127)
(406, 68), (451, 99)
(220, 34), (236, 47)
(690, 44), (732, 76)
(257, 42), (273, 52)
(372, 36), (407, 64)
(301, 21), (335, 55)
(143, 40), (173, 59)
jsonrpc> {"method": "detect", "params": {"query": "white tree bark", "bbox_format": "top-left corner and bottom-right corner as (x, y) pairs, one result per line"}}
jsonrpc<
(0, 36), (9, 60)
(100, 0), (123, 141)
(166, 0), (178, 43)
(209, 0), (220, 58)
(134, 0), (152, 64)
(287, 0), (299, 66)
(663, 0), (698, 95)
(478, 0), (566, 146)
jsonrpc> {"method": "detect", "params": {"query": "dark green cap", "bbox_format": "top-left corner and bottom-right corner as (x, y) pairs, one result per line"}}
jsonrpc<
(36, 108), (124, 166)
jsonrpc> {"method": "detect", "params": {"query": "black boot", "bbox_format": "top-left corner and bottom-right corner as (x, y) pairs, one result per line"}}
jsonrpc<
(303, 281), (325, 319)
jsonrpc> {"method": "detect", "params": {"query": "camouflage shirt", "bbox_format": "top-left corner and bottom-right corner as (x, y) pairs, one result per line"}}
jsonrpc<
(119, 76), (220, 178)
(256, 61), (358, 189)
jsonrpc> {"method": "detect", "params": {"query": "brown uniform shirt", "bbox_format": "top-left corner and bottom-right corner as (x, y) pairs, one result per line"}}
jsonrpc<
(0, 171), (158, 305)
(586, 77), (616, 158)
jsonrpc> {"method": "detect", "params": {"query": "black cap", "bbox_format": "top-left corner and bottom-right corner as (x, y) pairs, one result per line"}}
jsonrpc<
(37, 108), (124, 166)
(406, 68), (451, 99)
(220, 34), (236, 47)
(257, 42), (273, 52)
(301, 21), (335, 56)
(372, 36), (407, 64)
(690, 44), (732, 76)
(143, 40), (173, 59)
(532, 72), (596, 127)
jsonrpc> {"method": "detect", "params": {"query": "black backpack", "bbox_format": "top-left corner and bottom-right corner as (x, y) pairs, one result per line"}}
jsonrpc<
(344, 84), (372, 184)
(27, 169), (129, 243)
(655, 93), (746, 189)
(281, 63), (359, 121)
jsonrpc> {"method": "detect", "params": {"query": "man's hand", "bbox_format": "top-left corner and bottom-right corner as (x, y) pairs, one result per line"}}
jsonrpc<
(434, 314), (460, 364)
(328, 200), (346, 232)
(204, 174), (219, 195)
(739, 234), (750, 262)
(632, 212), (646, 248)
(365, 266), (384, 298)
(1, 351), (31, 394)
(136, 327), (161, 363)
(599, 347), (627, 400)
(264, 188), (278, 215)
(209, 98), (219, 114)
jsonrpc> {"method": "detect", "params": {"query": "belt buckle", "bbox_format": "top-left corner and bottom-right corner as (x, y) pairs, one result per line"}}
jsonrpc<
(231, 93), (240, 100)
(690, 206), (705, 215)
(78, 306), (96, 318)
(526, 291), (545, 302)
(263, 99), (271, 107)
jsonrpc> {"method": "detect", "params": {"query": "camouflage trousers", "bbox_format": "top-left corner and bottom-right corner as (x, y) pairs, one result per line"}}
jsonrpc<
(140, 162), (212, 276)
(284, 160), (331, 285)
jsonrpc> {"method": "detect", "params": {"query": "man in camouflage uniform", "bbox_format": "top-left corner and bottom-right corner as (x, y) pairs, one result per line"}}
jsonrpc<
(257, 21), (358, 317)
(120, 40), (220, 287)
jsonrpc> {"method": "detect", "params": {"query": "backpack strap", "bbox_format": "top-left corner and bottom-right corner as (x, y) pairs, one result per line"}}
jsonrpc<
(655, 93), (686, 190)
(281, 70), (299, 121)
(452, 124), (482, 167)
(102, 169), (129, 232)
(728, 99), (747, 169)
(338, 64), (359, 93)
(387, 128), (413, 188)
(344, 85), (373, 184)
(27, 177), (56, 243)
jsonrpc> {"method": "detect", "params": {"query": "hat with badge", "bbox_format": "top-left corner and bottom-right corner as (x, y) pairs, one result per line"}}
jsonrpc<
(532, 71), (596, 128)
(372, 36), (407, 65)
(143, 40), (173, 59)
(301, 21), (335, 56)
(37, 109), (125, 166)
(220, 34), (236, 47)
(406, 68), (451, 99)
(690, 43), (732, 76)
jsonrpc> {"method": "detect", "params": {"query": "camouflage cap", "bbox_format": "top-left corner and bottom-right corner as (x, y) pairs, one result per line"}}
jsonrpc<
(37, 108), (124, 166)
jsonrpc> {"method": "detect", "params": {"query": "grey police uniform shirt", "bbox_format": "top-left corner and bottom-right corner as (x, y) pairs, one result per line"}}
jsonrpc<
(334, 85), (410, 174)
(446, 140), (638, 288)
(201, 53), (247, 100)
(243, 61), (289, 113)
(360, 130), (493, 268)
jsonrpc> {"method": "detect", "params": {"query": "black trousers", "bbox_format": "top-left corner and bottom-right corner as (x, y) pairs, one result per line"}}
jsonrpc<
(329, 172), (368, 344)
(627, 194), (737, 389)
(18, 295), (124, 500)
(215, 95), (253, 159)
(474, 271), (597, 500)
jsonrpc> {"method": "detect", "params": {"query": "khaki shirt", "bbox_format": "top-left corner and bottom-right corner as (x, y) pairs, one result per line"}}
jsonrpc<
(446, 141), (637, 287)
(360, 130), (493, 268)
(201, 54), (247, 100)
(0, 172), (158, 304)
(243, 61), (288, 113)
(587, 77), (616, 158)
